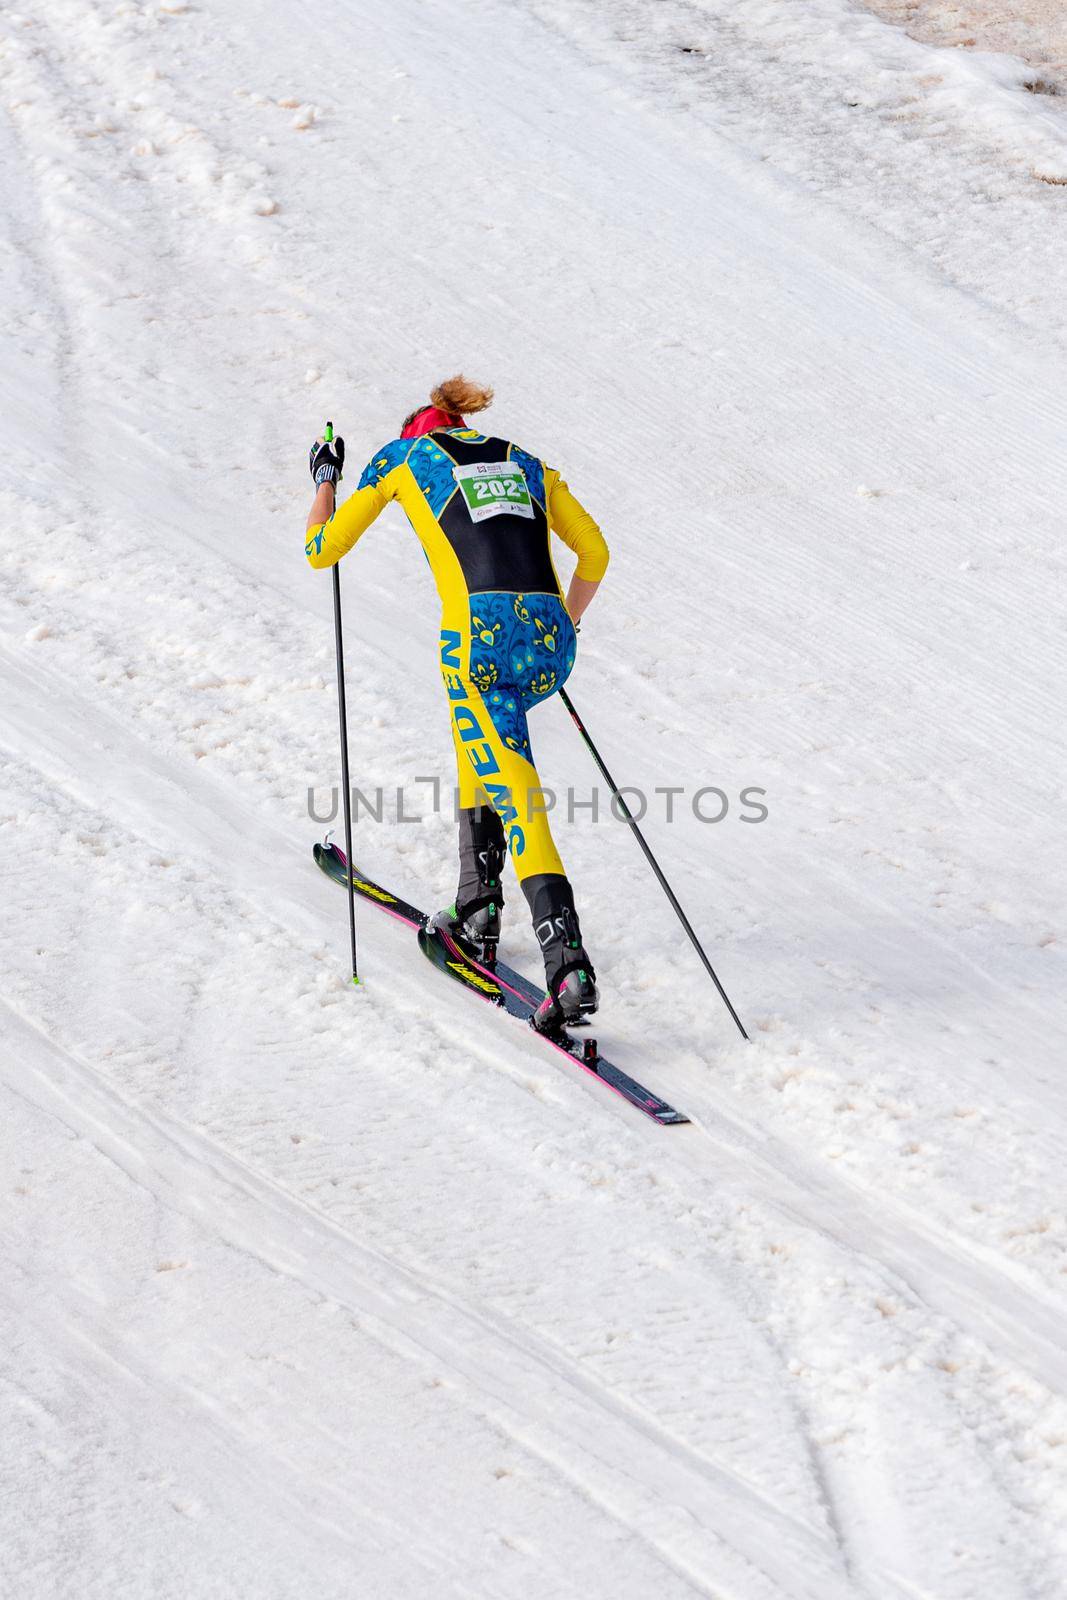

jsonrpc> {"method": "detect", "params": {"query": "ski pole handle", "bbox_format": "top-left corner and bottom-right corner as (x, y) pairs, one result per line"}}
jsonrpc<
(311, 421), (344, 484)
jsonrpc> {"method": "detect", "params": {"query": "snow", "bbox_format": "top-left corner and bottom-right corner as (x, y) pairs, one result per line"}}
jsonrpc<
(862, 0), (1067, 99)
(1, 0), (1066, 1596)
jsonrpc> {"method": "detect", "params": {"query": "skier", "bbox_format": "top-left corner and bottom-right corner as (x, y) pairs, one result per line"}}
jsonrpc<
(304, 376), (609, 1031)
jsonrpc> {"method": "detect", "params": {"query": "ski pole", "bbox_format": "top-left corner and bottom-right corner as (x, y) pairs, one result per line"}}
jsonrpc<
(558, 686), (747, 1040)
(324, 421), (360, 986)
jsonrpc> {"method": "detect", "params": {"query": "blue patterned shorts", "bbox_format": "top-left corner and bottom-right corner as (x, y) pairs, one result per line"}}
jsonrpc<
(466, 591), (577, 760)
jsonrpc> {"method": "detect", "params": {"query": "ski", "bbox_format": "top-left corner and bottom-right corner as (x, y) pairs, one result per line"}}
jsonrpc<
(313, 841), (689, 1126)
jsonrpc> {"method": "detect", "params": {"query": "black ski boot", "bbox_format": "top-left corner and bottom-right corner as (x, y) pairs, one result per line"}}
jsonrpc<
(432, 896), (501, 965)
(432, 805), (506, 967)
(523, 874), (599, 1034)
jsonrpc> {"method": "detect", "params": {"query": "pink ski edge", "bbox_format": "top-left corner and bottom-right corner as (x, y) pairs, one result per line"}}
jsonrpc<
(437, 925), (539, 1007)
(320, 846), (683, 1123)
(437, 928), (677, 1124)
(324, 844), (421, 931)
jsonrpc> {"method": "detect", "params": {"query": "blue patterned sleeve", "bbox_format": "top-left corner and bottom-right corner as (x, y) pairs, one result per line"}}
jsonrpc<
(507, 444), (546, 511)
(357, 437), (411, 492)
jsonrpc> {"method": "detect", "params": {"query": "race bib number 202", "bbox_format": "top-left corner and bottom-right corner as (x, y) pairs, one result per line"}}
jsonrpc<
(453, 461), (535, 523)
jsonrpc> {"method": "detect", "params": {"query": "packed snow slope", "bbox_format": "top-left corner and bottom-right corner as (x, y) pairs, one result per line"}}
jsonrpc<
(2, 1), (1066, 1596)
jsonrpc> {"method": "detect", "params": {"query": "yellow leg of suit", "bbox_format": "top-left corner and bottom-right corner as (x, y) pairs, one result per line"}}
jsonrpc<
(441, 589), (577, 887)
(446, 675), (566, 884)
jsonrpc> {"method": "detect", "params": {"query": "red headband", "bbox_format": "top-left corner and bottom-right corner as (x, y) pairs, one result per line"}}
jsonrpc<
(400, 405), (464, 440)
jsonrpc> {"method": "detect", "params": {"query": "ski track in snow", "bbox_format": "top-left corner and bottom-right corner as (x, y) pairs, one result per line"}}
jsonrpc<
(1, 0), (1066, 1596)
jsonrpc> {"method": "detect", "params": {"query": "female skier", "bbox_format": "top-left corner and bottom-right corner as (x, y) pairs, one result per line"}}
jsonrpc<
(304, 377), (609, 1032)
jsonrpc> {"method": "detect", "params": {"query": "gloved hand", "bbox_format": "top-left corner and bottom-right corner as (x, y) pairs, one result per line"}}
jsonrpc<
(309, 432), (345, 484)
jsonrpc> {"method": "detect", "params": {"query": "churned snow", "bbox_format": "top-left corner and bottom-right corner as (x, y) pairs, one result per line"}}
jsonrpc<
(1, 0), (1066, 1597)
(863, 0), (1067, 98)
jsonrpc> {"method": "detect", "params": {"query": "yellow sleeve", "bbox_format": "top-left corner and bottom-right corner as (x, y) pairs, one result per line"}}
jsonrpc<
(305, 475), (393, 570)
(545, 467), (609, 582)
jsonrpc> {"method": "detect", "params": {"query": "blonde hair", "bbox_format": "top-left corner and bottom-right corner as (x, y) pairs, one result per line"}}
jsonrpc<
(430, 374), (494, 416)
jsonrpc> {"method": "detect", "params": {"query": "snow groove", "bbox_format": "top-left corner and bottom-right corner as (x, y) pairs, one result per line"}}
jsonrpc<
(5, 1005), (858, 1600)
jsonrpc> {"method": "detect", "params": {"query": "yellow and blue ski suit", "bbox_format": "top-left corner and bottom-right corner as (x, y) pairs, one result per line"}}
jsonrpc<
(305, 426), (609, 886)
